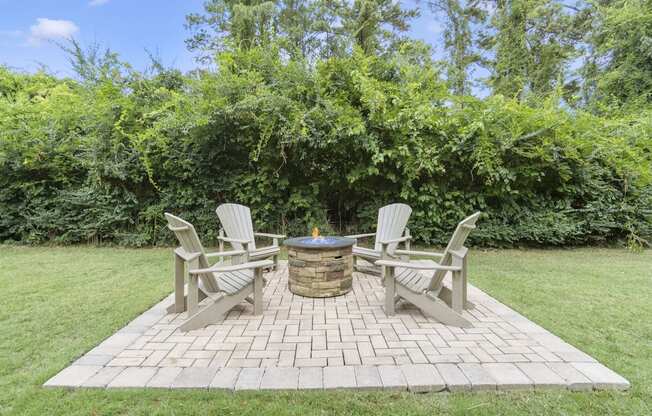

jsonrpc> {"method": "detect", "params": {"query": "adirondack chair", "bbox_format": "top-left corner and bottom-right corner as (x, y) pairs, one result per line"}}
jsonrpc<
(376, 212), (481, 328)
(216, 203), (285, 270)
(345, 203), (413, 272)
(165, 213), (272, 332)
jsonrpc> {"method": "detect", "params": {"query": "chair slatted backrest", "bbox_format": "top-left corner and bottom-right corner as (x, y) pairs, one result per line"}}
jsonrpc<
(374, 203), (413, 254)
(164, 213), (220, 293)
(216, 203), (256, 251)
(427, 212), (481, 292)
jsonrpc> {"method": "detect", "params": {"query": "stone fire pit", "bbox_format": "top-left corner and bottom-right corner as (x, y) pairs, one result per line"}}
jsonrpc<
(284, 236), (355, 298)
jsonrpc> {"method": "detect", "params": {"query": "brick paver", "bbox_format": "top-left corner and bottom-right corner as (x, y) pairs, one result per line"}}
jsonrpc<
(354, 366), (383, 390)
(82, 366), (125, 388)
(172, 367), (218, 389)
(107, 367), (157, 388)
(234, 368), (264, 390)
(458, 363), (496, 391)
(44, 365), (102, 387)
(146, 367), (183, 388)
(546, 362), (593, 391)
(210, 368), (240, 390)
(298, 367), (323, 390)
(516, 362), (566, 390)
(324, 366), (356, 389)
(435, 363), (471, 392)
(483, 363), (532, 390)
(400, 364), (445, 393)
(44, 261), (630, 392)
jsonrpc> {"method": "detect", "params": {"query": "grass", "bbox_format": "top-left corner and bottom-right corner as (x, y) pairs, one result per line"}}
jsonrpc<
(0, 246), (650, 415)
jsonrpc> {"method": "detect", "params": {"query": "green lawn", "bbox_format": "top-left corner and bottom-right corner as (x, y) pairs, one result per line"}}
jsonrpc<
(0, 246), (650, 415)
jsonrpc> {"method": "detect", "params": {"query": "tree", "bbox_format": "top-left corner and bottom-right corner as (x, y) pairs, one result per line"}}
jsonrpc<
(481, 0), (586, 101)
(185, 0), (278, 61)
(339, 0), (419, 55)
(186, 0), (419, 61)
(582, 0), (652, 109)
(186, 0), (349, 62)
(277, 0), (341, 58)
(58, 39), (128, 85)
(428, 0), (485, 95)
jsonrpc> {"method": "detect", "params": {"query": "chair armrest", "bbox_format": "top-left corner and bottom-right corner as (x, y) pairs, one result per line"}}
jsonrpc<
(217, 236), (252, 245)
(378, 235), (412, 245)
(254, 232), (286, 239)
(394, 249), (444, 258)
(174, 247), (202, 262)
(449, 247), (469, 259)
(375, 259), (461, 272)
(168, 225), (190, 232)
(190, 260), (274, 274)
(205, 250), (247, 258)
(344, 232), (376, 241)
(251, 246), (281, 254)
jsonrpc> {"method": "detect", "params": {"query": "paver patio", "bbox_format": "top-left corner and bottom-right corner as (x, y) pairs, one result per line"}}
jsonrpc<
(44, 261), (630, 392)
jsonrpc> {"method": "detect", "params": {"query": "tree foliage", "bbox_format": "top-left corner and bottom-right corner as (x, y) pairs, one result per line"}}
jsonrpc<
(186, 0), (419, 60)
(428, 0), (484, 95)
(479, 0), (586, 101)
(582, 0), (652, 108)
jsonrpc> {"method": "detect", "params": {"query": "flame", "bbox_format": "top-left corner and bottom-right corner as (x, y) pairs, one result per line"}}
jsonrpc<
(311, 227), (320, 238)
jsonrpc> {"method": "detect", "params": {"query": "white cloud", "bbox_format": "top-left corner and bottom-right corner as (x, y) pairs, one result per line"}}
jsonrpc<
(28, 18), (79, 45)
(89, 0), (111, 6)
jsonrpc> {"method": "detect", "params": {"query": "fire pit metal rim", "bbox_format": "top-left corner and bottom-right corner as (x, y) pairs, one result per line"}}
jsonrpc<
(283, 236), (355, 250)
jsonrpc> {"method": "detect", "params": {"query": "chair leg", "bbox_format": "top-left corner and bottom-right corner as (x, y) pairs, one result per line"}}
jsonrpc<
(462, 255), (473, 308)
(384, 267), (395, 315)
(451, 270), (464, 313)
(253, 268), (263, 315)
(394, 295), (401, 305)
(188, 281), (199, 318)
(167, 289), (209, 314)
(437, 286), (475, 309)
(173, 252), (185, 313)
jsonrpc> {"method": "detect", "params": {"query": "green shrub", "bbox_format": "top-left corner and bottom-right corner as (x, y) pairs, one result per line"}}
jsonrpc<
(0, 48), (650, 247)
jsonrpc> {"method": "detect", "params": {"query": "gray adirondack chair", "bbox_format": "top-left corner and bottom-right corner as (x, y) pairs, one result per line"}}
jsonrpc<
(376, 212), (481, 328)
(165, 213), (272, 332)
(345, 203), (413, 272)
(216, 203), (285, 269)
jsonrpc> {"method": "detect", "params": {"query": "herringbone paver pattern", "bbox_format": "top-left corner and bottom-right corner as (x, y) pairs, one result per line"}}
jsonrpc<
(44, 262), (630, 391)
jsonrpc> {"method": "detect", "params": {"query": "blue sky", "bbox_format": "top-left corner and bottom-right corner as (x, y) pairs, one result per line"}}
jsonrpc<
(0, 0), (204, 76)
(0, 0), (445, 77)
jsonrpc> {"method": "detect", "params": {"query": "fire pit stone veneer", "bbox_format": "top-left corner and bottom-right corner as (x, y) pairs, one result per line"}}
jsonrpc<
(284, 236), (355, 298)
